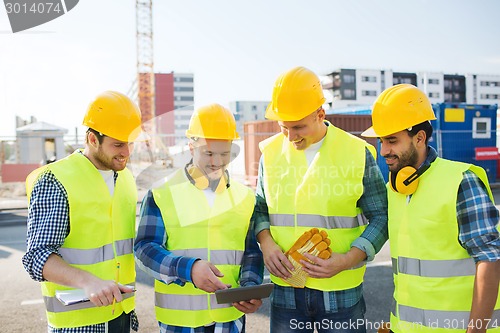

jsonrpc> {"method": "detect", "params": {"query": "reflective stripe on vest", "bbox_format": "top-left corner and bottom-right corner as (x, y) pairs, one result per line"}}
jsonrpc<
(152, 170), (254, 327)
(155, 293), (230, 311)
(59, 239), (133, 265)
(398, 304), (500, 330)
(260, 123), (373, 291)
(389, 158), (500, 333)
(170, 249), (244, 266)
(269, 213), (368, 229)
(393, 256), (476, 277)
(29, 151), (137, 328)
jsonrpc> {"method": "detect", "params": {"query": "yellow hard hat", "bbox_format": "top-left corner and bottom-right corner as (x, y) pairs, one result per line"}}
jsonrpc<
(361, 84), (436, 138)
(265, 66), (326, 121)
(83, 91), (142, 142)
(186, 103), (239, 140)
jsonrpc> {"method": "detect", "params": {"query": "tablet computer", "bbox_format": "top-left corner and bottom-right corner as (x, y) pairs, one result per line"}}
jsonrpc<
(215, 283), (274, 304)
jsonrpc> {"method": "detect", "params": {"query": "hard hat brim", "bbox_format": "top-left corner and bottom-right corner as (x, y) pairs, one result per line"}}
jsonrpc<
(265, 103), (298, 121)
(131, 130), (151, 142)
(265, 103), (320, 122)
(361, 126), (379, 138)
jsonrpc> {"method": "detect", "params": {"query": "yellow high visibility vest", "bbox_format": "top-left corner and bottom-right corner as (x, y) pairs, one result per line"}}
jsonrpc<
(259, 122), (375, 291)
(152, 169), (255, 328)
(26, 151), (137, 328)
(389, 157), (500, 333)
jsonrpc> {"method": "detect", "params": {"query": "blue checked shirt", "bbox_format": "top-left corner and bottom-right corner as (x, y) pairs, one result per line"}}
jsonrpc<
(22, 170), (139, 333)
(134, 185), (264, 333)
(254, 147), (390, 311)
(427, 147), (500, 263)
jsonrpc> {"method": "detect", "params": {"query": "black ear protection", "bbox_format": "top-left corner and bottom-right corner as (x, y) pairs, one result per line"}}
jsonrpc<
(389, 162), (431, 196)
(184, 162), (230, 194)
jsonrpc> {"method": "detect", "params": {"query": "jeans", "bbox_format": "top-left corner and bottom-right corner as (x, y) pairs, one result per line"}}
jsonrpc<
(108, 312), (131, 333)
(203, 319), (246, 333)
(271, 288), (366, 333)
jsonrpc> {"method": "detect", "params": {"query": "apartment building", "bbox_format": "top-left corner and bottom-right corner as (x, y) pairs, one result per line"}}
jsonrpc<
(228, 101), (269, 137)
(129, 72), (194, 145)
(323, 68), (500, 109)
(155, 72), (194, 145)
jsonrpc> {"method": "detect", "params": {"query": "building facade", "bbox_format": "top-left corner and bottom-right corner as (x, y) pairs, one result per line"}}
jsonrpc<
(155, 72), (194, 145)
(323, 68), (500, 109)
(129, 72), (194, 146)
(228, 101), (269, 137)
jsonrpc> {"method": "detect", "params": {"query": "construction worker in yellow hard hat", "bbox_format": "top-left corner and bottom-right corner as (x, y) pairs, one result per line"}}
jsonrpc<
(23, 91), (142, 332)
(134, 103), (265, 332)
(255, 66), (389, 332)
(362, 84), (500, 333)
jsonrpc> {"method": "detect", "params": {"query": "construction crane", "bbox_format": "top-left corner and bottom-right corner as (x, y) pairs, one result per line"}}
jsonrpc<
(136, 0), (154, 134)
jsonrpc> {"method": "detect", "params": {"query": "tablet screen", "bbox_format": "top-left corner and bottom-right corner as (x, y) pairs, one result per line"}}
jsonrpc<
(215, 283), (274, 304)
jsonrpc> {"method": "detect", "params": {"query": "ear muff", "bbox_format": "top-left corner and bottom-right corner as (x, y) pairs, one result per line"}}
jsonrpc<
(185, 164), (229, 194)
(389, 163), (431, 196)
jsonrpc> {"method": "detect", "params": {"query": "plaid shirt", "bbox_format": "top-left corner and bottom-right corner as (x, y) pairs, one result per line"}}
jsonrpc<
(428, 147), (500, 262)
(22, 170), (139, 333)
(134, 182), (264, 333)
(254, 146), (389, 310)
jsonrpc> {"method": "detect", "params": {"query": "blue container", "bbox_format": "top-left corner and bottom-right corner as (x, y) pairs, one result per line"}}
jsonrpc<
(432, 103), (498, 183)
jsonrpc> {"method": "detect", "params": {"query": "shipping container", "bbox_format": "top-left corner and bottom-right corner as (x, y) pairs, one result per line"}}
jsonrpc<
(431, 103), (498, 183)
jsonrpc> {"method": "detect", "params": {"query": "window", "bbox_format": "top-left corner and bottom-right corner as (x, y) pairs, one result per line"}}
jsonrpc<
(479, 81), (500, 87)
(472, 117), (491, 139)
(394, 77), (413, 85)
(251, 105), (257, 111)
(361, 76), (377, 83)
(428, 92), (440, 98)
(481, 94), (500, 99)
(176, 77), (193, 83)
(174, 87), (194, 92)
(362, 90), (377, 96)
(343, 74), (355, 84)
(428, 78), (439, 85)
(343, 89), (355, 98)
(44, 138), (56, 162)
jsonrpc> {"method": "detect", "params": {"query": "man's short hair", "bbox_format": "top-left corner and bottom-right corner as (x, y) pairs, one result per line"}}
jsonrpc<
(86, 128), (105, 144)
(407, 121), (433, 144)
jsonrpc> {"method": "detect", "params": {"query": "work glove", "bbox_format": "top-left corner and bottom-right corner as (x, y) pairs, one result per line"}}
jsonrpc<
(378, 322), (391, 333)
(283, 228), (332, 288)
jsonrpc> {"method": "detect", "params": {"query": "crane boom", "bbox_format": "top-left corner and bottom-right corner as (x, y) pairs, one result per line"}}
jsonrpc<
(136, 0), (154, 133)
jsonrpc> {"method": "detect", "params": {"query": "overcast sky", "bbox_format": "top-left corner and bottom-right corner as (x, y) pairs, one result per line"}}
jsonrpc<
(1, 0), (500, 138)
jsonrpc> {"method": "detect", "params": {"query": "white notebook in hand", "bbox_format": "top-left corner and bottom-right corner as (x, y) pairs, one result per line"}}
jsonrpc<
(56, 285), (136, 306)
(55, 289), (89, 306)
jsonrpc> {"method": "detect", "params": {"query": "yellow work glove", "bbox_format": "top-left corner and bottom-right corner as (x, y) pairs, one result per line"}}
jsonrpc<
(283, 228), (332, 288)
